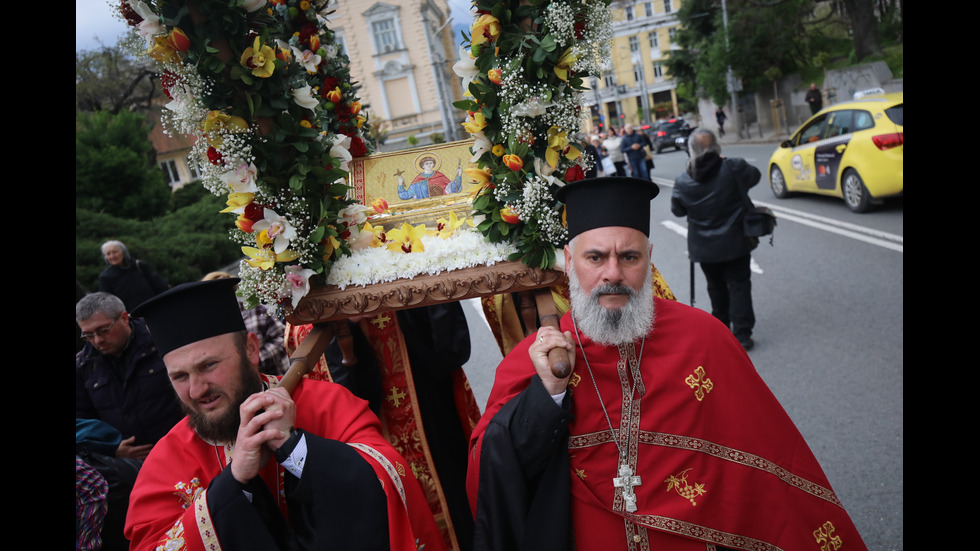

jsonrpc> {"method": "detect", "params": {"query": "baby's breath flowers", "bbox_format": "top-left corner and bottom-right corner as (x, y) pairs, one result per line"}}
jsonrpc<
(119, 0), (372, 316)
(453, 0), (612, 269)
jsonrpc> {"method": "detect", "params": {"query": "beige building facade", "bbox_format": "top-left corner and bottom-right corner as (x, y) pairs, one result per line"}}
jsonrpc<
(585, 0), (683, 133)
(327, 0), (466, 150)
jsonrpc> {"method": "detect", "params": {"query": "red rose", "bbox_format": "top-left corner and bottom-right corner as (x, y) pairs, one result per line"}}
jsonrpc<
(207, 146), (224, 166)
(119, 1), (142, 26)
(564, 165), (585, 183)
(322, 76), (340, 92)
(335, 103), (352, 123)
(161, 71), (181, 100)
(348, 137), (367, 158)
(244, 202), (266, 222)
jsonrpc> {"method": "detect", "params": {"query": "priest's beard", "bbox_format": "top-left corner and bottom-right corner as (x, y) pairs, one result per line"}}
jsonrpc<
(181, 356), (263, 444)
(568, 261), (655, 346)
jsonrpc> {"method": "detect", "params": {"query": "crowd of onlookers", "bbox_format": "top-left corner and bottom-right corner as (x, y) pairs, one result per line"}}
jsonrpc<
(580, 124), (657, 181)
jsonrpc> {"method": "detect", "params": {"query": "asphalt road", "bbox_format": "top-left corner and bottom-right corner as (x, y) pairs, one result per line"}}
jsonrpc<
(460, 143), (903, 549)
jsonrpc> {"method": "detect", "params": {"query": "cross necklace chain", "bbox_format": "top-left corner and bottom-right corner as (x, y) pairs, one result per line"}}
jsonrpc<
(572, 317), (646, 513)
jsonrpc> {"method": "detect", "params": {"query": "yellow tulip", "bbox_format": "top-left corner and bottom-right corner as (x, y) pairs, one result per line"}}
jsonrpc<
(471, 14), (501, 46)
(464, 166), (493, 187)
(462, 111), (488, 134)
(148, 35), (181, 64)
(502, 154), (524, 171)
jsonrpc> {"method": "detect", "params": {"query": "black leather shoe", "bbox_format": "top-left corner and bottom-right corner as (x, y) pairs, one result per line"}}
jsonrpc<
(738, 337), (754, 351)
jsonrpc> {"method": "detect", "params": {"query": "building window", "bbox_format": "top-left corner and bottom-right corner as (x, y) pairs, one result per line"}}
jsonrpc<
(633, 64), (644, 83)
(649, 31), (659, 49)
(160, 160), (180, 187)
(645, 2), (653, 17)
(668, 27), (677, 43)
(652, 61), (664, 78)
(604, 74), (617, 88)
(372, 19), (399, 53)
(664, 0), (672, 12)
(629, 36), (639, 53)
(625, 6), (633, 21)
(186, 156), (199, 180)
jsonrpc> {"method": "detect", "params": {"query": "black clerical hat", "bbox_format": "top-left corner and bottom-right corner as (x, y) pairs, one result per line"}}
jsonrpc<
(556, 177), (660, 240)
(132, 278), (246, 356)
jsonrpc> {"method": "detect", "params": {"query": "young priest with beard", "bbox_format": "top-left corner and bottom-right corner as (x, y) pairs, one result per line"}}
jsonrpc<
(124, 278), (445, 551)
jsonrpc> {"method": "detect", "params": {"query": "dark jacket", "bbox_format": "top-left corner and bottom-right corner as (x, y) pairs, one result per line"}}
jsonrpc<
(98, 260), (169, 312)
(619, 131), (647, 162)
(671, 153), (761, 263)
(75, 318), (183, 446)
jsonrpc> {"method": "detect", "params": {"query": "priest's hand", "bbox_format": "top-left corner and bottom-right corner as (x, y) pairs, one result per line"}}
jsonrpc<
(530, 326), (576, 395)
(231, 388), (297, 483)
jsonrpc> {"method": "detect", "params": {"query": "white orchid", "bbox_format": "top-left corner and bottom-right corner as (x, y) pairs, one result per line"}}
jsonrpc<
(470, 132), (492, 163)
(452, 45), (479, 92)
(252, 209), (298, 254)
(329, 135), (353, 171)
(221, 162), (259, 193)
(130, 1), (165, 44)
(242, 0), (268, 12)
(511, 97), (552, 118)
(292, 85), (319, 111)
(292, 47), (322, 73)
(283, 265), (317, 307)
(338, 204), (373, 226)
(534, 157), (563, 188)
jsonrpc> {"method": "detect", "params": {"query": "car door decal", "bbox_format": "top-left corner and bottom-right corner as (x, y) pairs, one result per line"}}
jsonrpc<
(814, 135), (851, 190)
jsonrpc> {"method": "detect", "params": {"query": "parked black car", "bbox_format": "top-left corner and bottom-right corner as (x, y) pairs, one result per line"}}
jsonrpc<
(650, 118), (693, 153)
(673, 125), (697, 157)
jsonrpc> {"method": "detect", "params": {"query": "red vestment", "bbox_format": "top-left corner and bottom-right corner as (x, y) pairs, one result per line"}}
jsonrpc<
(468, 298), (867, 550)
(125, 375), (445, 551)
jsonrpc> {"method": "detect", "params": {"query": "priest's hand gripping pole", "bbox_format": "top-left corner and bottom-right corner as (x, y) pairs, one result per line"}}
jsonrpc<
(278, 322), (356, 394)
(535, 288), (572, 379)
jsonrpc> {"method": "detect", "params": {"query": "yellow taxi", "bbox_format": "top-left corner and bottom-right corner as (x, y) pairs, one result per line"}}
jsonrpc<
(767, 91), (903, 212)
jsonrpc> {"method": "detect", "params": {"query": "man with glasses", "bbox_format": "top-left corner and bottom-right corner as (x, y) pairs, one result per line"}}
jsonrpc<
(76, 292), (184, 549)
(76, 292), (183, 460)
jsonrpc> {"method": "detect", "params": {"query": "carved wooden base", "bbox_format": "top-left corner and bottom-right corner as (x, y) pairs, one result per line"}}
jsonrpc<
(286, 260), (565, 325)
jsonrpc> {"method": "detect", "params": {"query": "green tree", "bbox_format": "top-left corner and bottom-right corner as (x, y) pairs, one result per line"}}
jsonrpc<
(76, 45), (158, 114)
(667, 0), (888, 104)
(76, 110), (172, 220)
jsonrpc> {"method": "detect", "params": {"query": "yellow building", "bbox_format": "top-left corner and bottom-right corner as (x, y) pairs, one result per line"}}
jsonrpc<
(326, 0), (467, 150)
(586, 0), (683, 133)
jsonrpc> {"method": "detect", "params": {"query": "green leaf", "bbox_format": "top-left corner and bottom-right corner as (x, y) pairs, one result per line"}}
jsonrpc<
(310, 224), (325, 243)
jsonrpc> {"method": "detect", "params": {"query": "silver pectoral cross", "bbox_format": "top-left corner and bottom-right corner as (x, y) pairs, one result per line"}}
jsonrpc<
(612, 463), (642, 513)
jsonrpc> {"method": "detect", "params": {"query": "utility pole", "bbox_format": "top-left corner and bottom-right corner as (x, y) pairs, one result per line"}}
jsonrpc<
(721, 0), (741, 138)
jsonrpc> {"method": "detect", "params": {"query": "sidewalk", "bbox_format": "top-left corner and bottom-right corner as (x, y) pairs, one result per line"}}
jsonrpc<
(715, 125), (787, 146)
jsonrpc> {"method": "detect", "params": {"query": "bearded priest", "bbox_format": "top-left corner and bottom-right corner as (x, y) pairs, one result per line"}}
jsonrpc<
(466, 177), (867, 551)
(125, 278), (445, 551)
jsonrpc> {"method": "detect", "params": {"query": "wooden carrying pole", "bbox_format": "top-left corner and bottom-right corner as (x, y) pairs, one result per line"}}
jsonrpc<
(534, 288), (572, 378)
(277, 322), (355, 395)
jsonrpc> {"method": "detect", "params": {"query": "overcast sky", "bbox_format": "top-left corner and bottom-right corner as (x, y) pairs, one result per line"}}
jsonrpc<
(76, 0), (474, 52)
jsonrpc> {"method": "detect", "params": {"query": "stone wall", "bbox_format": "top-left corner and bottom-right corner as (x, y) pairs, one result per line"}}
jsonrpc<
(695, 62), (903, 140)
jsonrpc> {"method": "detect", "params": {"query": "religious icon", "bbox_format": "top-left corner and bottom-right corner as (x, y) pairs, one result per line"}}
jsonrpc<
(396, 153), (464, 200)
(347, 140), (477, 229)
